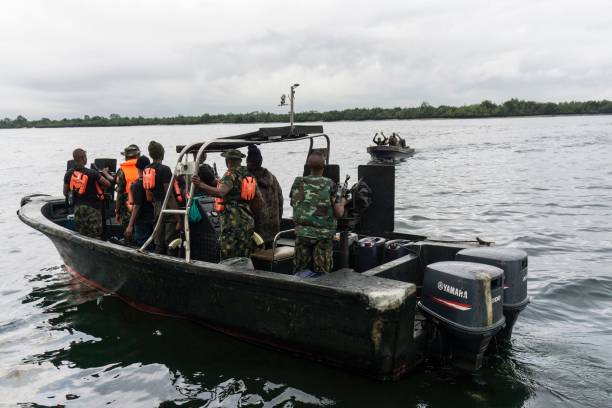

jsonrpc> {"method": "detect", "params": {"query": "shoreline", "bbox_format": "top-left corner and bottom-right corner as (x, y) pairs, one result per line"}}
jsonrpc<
(2, 109), (611, 130)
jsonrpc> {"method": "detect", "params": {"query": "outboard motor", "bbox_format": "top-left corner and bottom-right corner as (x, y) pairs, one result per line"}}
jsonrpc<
(354, 237), (386, 272)
(456, 248), (529, 342)
(419, 261), (505, 371)
(383, 239), (413, 262)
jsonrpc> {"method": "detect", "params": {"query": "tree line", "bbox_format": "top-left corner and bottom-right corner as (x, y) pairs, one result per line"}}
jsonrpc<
(2, 99), (612, 129)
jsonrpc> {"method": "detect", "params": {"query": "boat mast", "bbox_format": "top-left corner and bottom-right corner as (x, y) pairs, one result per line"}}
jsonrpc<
(279, 83), (299, 134)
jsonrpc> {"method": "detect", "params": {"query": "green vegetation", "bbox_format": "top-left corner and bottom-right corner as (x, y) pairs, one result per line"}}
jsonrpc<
(2, 99), (612, 129)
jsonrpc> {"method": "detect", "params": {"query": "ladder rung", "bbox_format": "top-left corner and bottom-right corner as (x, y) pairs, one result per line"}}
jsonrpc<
(162, 209), (187, 215)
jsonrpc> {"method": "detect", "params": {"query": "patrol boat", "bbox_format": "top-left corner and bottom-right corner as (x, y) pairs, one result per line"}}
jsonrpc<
(18, 122), (530, 380)
(367, 144), (415, 162)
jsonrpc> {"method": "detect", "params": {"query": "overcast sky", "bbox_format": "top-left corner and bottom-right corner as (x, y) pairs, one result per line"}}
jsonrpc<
(1, 0), (611, 119)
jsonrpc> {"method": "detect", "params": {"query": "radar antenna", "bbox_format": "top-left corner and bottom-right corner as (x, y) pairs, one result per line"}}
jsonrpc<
(279, 83), (299, 134)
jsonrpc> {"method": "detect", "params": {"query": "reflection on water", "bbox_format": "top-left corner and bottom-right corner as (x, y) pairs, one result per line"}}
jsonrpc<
(1, 116), (611, 406)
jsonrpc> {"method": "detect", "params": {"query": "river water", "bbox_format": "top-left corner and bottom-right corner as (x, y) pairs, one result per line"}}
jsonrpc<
(1, 116), (611, 407)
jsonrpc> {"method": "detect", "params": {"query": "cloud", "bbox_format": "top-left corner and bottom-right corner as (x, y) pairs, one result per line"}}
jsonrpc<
(1, 0), (611, 119)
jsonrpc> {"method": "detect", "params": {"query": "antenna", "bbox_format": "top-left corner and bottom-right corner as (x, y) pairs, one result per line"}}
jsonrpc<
(279, 83), (300, 134)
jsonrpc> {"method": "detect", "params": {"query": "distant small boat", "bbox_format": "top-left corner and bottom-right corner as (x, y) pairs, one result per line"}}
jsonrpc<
(367, 144), (415, 162)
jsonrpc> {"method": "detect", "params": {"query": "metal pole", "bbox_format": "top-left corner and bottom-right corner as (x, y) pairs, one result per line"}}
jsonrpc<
(290, 86), (294, 130)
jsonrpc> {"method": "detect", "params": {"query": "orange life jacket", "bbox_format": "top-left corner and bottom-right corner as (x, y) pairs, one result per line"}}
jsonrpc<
(142, 166), (157, 202)
(213, 179), (225, 212)
(173, 179), (184, 205)
(120, 159), (139, 211)
(69, 171), (88, 196)
(70, 170), (104, 201)
(240, 175), (257, 201)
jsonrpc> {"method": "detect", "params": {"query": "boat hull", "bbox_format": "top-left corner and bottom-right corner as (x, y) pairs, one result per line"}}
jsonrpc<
(367, 145), (415, 162)
(18, 196), (423, 380)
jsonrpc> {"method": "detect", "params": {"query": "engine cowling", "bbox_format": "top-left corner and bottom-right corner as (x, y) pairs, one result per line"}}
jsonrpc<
(418, 261), (505, 371)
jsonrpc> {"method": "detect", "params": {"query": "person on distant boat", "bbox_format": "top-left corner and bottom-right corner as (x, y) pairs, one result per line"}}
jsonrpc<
(115, 144), (141, 235)
(290, 152), (347, 275)
(63, 148), (112, 239)
(144, 141), (181, 254)
(125, 156), (155, 246)
(372, 132), (388, 146)
(192, 149), (258, 260)
(246, 144), (283, 245)
(388, 132), (399, 146)
(397, 133), (407, 148)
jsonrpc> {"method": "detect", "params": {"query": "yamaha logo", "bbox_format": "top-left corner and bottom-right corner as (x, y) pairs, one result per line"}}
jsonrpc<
(492, 295), (501, 303)
(437, 281), (468, 300)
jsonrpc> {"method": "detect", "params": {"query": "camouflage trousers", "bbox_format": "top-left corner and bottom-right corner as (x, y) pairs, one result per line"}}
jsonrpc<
(293, 236), (333, 274)
(74, 205), (103, 240)
(117, 206), (132, 242)
(219, 206), (254, 260)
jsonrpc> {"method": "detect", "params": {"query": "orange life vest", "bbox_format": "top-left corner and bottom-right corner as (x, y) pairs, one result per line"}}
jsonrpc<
(173, 179), (184, 205)
(240, 175), (256, 201)
(119, 159), (139, 211)
(69, 170), (104, 201)
(213, 179), (225, 212)
(142, 166), (157, 202)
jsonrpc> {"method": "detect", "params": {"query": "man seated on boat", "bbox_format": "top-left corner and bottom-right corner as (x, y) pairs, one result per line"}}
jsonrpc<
(125, 156), (155, 246)
(372, 132), (388, 146)
(145, 141), (182, 255)
(63, 148), (112, 239)
(290, 152), (347, 276)
(246, 144), (283, 246)
(115, 144), (141, 236)
(192, 149), (259, 260)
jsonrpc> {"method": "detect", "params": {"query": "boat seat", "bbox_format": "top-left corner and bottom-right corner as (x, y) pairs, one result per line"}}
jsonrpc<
(251, 229), (296, 274)
(251, 246), (295, 262)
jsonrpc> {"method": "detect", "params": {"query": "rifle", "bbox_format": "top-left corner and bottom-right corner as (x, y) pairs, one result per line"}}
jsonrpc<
(335, 174), (351, 203)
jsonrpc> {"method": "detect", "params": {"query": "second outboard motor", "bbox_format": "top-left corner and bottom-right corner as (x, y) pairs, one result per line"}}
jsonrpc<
(419, 261), (505, 371)
(354, 237), (386, 272)
(456, 247), (529, 343)
(383, 239), (413, 262)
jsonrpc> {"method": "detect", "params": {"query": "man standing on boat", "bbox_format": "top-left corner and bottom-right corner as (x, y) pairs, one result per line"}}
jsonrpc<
(192, 149), (257, 260)
(124, 156), (154, 246)
(146, 141), (181, 254)
(115, 144), (140, 234)
(290, 152), (346, 275)
(63, 148), (112, 239)
(246, 144), (283, 245)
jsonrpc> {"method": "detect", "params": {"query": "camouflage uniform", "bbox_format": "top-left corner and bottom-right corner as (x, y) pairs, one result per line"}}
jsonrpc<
(115, 169), (131, 229)
(219, 165), (255, 259)
(74, 205), (103, 239)
(290, 175), (337, 274)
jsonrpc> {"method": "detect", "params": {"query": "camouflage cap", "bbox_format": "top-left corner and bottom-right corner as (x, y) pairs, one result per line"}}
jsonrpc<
(221, 149), (246, 160)
(121, 144), (140, 156)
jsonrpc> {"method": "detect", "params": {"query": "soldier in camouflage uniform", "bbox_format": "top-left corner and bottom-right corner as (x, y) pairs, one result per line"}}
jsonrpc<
(63, 148), (112, 239)
(115, 144), (141, 232)
(192, 149), (257, 260)
(290, 152), (346, 274)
